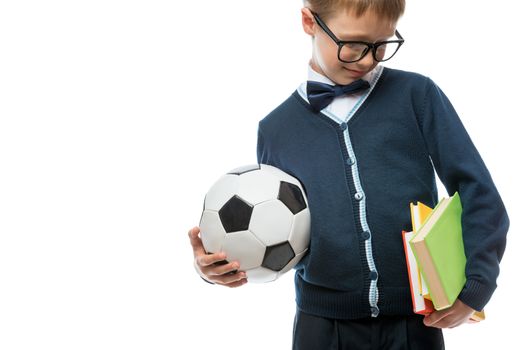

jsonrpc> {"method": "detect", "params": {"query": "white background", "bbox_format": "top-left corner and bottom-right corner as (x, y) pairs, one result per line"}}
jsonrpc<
(0, 1), (522, 349)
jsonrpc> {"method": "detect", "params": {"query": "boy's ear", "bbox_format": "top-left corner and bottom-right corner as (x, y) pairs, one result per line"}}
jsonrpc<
(301, 7), (316, 36)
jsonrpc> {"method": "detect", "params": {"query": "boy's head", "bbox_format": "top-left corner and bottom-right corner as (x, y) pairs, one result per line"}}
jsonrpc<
(302, 0), (405, 85)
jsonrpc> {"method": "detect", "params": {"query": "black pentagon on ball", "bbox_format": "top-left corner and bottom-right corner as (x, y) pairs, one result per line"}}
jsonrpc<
(227, 164), (261, 175)
(262, 241), (295, 271)
(278, 181), (307, 214)
(219, 195), (254, 233)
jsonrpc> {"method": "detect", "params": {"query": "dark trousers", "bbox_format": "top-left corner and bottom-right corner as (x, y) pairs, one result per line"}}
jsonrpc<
(292, 309), (444, 350)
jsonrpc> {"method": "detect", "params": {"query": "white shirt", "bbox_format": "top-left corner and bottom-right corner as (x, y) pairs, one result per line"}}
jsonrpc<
(298, 65), (381, 121)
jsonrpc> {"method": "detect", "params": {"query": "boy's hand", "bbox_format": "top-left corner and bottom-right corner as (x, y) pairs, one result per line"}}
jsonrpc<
(188, 226), (248, 288)
(423, 299), (475, 328)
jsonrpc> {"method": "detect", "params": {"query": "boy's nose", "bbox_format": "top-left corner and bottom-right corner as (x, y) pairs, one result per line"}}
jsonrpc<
(355, 49), (375, 69)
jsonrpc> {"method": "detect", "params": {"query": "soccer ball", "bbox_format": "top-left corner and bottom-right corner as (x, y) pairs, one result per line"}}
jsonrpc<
(199, 164), (310, 283)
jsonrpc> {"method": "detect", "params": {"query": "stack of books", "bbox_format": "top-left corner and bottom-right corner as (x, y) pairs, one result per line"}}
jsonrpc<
(402, 192), (485, 321)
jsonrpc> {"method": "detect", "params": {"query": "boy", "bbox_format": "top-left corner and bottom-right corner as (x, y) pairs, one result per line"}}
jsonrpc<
(188, 0), (509, 348)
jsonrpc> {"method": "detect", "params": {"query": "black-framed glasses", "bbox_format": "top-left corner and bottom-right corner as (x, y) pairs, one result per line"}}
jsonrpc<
(311, 11), (404, 63)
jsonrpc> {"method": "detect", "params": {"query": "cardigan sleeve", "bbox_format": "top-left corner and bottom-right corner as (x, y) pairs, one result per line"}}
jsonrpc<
(257, 122), (269, 165)
(418, 78), (510, 311)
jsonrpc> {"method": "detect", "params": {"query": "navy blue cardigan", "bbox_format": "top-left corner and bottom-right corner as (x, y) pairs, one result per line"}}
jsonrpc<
(256, 67), (509, 320)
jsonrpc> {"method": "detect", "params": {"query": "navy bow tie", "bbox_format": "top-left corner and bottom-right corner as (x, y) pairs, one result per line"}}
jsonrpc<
(306, 79), (371, 112)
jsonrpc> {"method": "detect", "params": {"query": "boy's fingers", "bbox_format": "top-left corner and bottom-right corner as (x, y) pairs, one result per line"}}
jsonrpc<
(423, 310), (448, 328)
(206, 261), (241, 276)
(188, 226), (246, 288)
(197, 252), (227, 267)
(187, 226), (200, 242)
(187, 227), (206, 255)
(222, 278), (248, 288)
(211, 272), (248, 286)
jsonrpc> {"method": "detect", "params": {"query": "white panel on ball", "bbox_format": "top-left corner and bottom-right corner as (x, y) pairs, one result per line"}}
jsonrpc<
(288, 209), (311, 255)
(221, 231), (266, 270)
(204, 174), (241, 211)
(249, 200), (294, 247)
(236, 169), (280, 205)
(199, 210), (227, 254)
(245, 266), (279, 283)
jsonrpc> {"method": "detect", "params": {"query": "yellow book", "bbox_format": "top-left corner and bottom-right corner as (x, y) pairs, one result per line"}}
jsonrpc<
(470, 309), (486, 322)
(410, 202), (433, 298)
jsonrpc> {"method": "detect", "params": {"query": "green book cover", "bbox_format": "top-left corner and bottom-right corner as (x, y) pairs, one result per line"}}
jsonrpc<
(410, 192), (467, 310)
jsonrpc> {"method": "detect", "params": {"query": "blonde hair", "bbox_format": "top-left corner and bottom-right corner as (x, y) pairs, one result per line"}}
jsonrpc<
(304, 0), (405, 22)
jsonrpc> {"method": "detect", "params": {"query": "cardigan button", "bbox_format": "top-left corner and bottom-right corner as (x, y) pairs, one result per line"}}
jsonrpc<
(340, 122), (348, 131)
(370, 271), (378, 280)
(354, 192), (363, 201)
(346, 157), (355, 166)
(361, 230), (371, 240)
(371, 306), (380, 317)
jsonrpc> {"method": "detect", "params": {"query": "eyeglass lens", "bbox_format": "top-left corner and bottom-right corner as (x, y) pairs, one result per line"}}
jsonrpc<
(339, 42), (401, 63)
